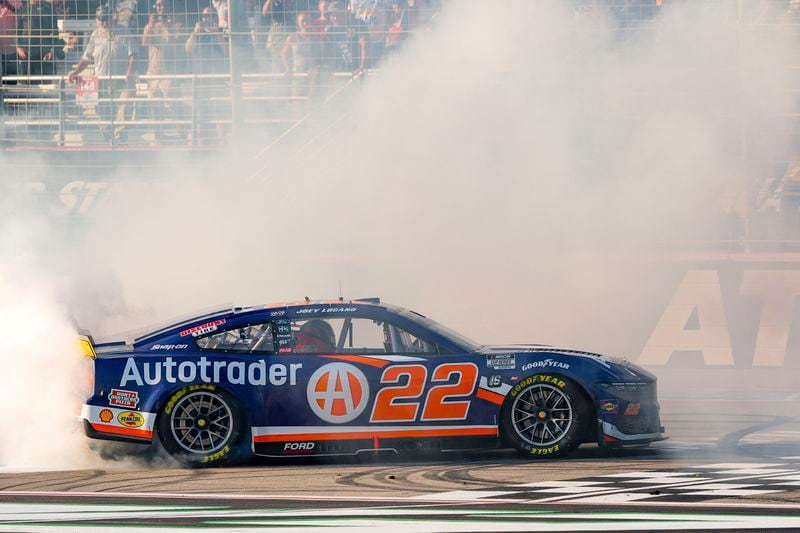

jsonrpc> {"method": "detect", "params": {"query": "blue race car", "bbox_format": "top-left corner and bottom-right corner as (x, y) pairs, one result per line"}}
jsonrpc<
(79, 298), (666, 466)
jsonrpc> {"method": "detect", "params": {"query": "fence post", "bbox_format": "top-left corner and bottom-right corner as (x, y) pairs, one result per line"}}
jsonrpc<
(191, 74), (197, 145)
(58, 78), (65, 147)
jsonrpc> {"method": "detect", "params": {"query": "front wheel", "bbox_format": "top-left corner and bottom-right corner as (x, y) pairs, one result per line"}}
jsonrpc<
(500, 375), (590, 458)
(157, 385), (251, 467)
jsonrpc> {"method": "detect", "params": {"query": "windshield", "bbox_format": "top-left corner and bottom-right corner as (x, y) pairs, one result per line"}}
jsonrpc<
(398, 309), (482, 353)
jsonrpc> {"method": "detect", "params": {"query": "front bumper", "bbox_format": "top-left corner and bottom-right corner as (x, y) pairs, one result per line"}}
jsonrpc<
(599, 420), (667, 446)
(596, 381), (666, 446)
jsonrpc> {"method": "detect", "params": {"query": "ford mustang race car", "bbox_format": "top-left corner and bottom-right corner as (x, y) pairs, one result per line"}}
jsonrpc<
(79, 298), (666, 466)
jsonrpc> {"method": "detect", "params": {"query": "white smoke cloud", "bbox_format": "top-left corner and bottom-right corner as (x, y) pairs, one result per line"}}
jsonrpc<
(1, 0), (798, 467)
(0, 220), (95, 468)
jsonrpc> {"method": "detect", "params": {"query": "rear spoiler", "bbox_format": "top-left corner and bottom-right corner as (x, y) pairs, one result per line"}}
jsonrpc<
(78, 331), (96, 359)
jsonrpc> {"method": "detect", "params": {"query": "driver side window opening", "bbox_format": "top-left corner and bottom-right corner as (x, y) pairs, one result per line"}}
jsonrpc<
(280, 317), (439, 355)
(196, 322), (273, 353)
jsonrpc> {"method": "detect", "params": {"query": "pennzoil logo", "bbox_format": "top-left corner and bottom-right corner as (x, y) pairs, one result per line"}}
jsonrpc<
(99, 408), (113, 423)
(117, 411), (145, 428)
(306, 363), (369, 424)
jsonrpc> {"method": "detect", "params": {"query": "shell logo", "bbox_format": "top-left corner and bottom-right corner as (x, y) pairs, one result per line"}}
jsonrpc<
(117, 411), (144, 428)
(306, 363), (369, 424)
(99, 409), (113, 423)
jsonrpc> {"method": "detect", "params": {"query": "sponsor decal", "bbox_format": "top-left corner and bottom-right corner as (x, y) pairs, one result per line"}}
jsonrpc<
(108, 388), (139, 408)
(486, 353), (515, 370)
(624, 402), (641, 416)
(530, 444), (560, 455)
(296, 307), (357, 315)
(179, 319), (226, 338)
(164, 384), (215, 415)
(270, 310), (286, 317)
(119, 356), (302, 387)
(307, 363), (369, 424)
(600, 399), (619, 414)
(510, 374), (566, 396)
(201, 444), (230, 464)
(639, 268), (800, 368)
(521, 359), (570, 372)
(283, 442), (316, 454)
(488, 375), (502, 388)
(150, 344), (188, 351)
(117, 411), (144, 428)
(99, 408), (113, 423)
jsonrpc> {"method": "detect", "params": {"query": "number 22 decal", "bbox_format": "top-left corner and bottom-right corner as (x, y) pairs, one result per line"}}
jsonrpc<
(370, 363), (478, 422)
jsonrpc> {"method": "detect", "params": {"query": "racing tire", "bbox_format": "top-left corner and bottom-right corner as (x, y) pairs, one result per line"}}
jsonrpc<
(157, 385), (251, 467)
(500, 374), (591, 458)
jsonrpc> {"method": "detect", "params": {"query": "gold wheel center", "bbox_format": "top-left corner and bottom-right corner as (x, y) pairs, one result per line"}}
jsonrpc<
(537, 410), (547, 420)
(197, 419), (207, 428)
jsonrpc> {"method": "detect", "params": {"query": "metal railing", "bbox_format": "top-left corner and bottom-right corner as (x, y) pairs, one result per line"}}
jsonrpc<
(0, 69), (359, 147)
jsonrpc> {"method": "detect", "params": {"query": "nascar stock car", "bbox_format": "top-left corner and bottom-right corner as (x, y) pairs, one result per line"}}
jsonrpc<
(79, 298), (666, 466)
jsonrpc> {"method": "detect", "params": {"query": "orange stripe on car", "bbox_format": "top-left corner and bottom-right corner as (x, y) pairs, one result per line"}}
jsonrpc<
(254, 427), (497, 443)
(91, 423), (153, 439)
(476, 387), (506, 405)
(322, 355), (389, 368)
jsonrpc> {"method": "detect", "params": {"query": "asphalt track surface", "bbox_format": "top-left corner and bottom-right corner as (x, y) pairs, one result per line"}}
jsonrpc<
(3, 388), (800, 531)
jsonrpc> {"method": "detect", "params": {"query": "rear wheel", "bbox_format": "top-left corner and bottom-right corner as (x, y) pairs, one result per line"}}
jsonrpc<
(500, 375), (590, 458)
(157, 385), (250, 467)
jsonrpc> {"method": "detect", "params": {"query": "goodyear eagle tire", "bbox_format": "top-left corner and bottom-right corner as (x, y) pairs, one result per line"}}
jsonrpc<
(157, 384), (251, 467)
(500, 374), (590, 458)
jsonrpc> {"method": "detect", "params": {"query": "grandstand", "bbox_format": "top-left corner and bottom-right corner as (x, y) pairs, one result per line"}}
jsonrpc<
(2, 0), (800, 248)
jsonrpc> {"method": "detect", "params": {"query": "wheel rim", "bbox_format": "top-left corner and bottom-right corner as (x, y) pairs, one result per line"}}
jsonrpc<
(511, 383), (573, 447)
(170, 391), (233, 455)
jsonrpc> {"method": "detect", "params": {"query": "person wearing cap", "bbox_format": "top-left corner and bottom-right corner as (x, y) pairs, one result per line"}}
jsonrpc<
(323, 2), (367, 75)
(68, 4), (137, 143)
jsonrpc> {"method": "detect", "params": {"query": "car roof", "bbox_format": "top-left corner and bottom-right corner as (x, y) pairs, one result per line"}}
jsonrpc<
(100, 298), (392, 348)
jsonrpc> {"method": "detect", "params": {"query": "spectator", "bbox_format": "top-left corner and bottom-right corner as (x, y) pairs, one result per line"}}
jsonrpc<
(185, 6), (227, 143)
(114, 0), (139, 30)
(281, 10), (319, 99)
(142, 0), (184, 141)
(186, 7), (227, 74)
(324, 2), (366, 75)
(16, 0), (64, 80)
(212, 0), (229, 29)
(406, 0), (437, 30)
(310, 0), (326, 30)
(262, 0), (311, 72)
(0, 0), (17, 81)
(384, 0), (406, 54)
(68, 4), (137, 144)
(349, 0), (387, 68)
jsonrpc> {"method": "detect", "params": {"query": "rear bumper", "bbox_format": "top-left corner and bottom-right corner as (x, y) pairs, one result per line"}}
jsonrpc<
(80, 404), (155, 445)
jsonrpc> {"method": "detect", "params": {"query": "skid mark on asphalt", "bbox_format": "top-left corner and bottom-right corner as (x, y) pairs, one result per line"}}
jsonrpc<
(413, 460), (800, 504)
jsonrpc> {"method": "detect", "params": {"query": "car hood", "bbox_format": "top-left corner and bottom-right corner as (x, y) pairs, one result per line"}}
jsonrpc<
(480, 344), (606, 359)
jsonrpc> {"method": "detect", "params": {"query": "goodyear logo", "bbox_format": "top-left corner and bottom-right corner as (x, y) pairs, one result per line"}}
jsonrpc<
(117, 411), (145, 428)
